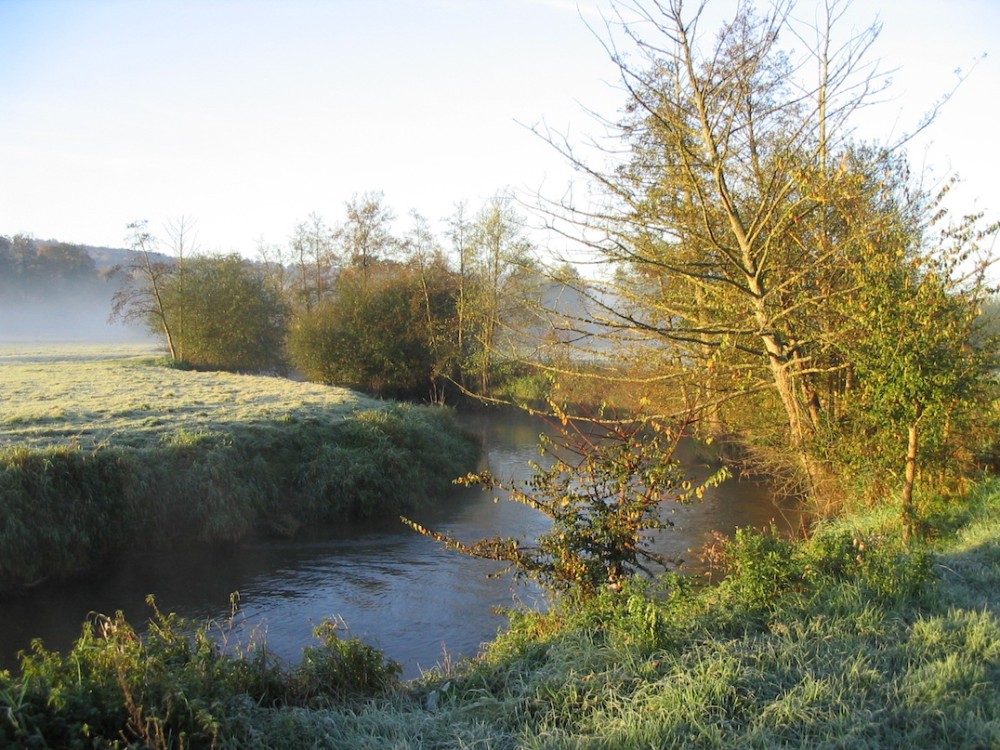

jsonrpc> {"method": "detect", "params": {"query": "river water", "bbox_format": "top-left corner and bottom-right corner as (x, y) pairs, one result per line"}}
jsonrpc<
(0, 410), (800, 679)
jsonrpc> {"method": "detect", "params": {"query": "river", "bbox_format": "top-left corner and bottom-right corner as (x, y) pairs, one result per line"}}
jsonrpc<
(0, 410), (800, 679)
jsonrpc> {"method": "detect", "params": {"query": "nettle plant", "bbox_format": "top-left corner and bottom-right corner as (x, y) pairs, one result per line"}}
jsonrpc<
(404, 407), (729, 597)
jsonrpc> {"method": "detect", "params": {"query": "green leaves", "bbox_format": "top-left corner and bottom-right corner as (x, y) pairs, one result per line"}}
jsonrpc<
(288, 264), (452, 399)
(828, 194), (997, 512)
(165, 254), (290, 373)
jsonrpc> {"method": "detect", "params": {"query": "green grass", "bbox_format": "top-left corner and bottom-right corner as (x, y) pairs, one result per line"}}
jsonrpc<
(0, 344), (479, 589)
(0, 343), (381, 451)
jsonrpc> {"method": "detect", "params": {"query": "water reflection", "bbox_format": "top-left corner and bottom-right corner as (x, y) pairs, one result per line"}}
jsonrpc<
(0, 409), (798, 679)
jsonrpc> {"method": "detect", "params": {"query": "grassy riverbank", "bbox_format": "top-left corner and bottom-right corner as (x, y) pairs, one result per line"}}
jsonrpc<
(0, 344), (478, 590)
(3, 475), (999, 747)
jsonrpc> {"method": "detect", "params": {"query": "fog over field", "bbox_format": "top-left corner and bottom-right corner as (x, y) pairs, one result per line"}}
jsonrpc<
(0, 291), (148, 343)
(0, 239), (151, 343)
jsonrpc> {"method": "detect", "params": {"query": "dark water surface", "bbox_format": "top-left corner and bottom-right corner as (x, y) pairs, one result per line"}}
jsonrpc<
(0, 411), (800, 679)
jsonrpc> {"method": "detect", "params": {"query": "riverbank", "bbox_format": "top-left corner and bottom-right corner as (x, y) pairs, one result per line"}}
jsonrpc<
(0, 345), (479, 591)
(3, 476), (998, 747)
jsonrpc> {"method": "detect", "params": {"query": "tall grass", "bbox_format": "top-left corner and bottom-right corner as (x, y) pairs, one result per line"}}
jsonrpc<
(0, 345), (478, 589)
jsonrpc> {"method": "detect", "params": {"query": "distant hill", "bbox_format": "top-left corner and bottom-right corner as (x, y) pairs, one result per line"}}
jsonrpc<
(0, 235), (172, 272)
(83, 244), (173, 272)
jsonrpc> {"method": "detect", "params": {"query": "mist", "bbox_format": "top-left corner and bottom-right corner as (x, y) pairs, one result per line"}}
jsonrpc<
(0, 281), (150, 344)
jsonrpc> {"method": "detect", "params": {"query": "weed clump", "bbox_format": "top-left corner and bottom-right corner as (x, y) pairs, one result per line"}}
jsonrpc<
(0, 598), (400, 749)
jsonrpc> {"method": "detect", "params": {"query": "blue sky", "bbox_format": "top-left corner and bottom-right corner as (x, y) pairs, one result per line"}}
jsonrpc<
(1, 0), (997, 256)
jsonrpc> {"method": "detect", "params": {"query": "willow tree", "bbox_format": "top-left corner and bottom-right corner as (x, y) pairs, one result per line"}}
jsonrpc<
(538, 0), (994, 505)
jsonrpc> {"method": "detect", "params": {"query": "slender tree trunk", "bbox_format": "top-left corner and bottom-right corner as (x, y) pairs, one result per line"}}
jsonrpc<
(142, 253), (177, 361)
(694, 283), (724, 434)
(902, 402), (923, 545)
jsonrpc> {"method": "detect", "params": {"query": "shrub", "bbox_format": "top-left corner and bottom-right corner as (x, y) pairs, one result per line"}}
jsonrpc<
(406, 408), (728, 597)
(288, 265), (455, 399)
(0, 600), (398, 748)
(705, 520), (934, 631)
(293, 619), (401, 705)
(170, 254), (290, 372)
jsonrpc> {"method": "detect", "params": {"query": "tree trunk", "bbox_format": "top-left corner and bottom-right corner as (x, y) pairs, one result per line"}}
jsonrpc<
(901, 403), (923, 545)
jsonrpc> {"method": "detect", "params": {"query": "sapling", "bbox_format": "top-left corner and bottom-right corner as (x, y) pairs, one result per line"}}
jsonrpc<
(404, 405), (728, 597)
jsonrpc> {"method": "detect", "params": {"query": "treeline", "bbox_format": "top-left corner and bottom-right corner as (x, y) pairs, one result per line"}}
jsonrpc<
(0, 236), (108, 296)
(0, 235), (145, 341)
(113, 193), (553, 401)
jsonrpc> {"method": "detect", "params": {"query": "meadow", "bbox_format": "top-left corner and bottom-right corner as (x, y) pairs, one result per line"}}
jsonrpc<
(0, 344), (478, 590)
(0, 343), (380, 450)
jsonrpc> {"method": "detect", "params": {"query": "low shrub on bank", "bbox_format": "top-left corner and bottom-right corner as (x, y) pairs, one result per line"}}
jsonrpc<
(0, 404), (478, 590)
(0, 599), (401, 749)
(389, 493), (988, 750)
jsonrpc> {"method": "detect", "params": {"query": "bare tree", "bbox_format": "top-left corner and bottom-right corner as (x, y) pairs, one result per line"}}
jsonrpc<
(255, 235), (292, 301)
(342, 191), (397, 285)
(467, 193), (535, 395)
(446, 201), (476, 391)
(289, 213), (337, 312)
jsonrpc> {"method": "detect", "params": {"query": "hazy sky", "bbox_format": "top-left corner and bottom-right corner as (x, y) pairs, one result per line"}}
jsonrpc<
(1, 0), (997, 257)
